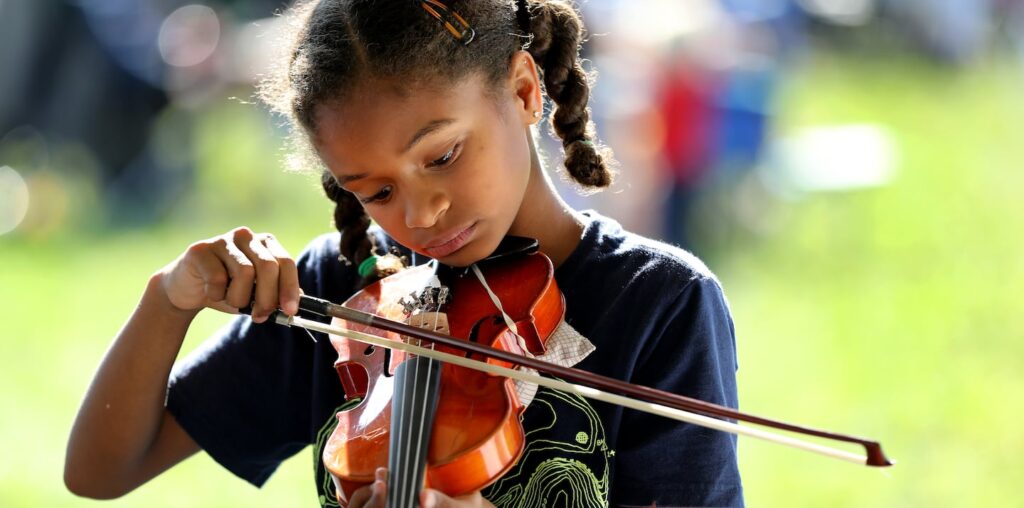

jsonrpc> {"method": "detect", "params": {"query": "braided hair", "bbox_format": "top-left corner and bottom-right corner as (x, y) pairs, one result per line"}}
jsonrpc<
(261, 0), (613, 279)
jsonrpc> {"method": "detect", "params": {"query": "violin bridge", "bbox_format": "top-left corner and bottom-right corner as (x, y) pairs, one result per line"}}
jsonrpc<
(406, 311), (451, 336)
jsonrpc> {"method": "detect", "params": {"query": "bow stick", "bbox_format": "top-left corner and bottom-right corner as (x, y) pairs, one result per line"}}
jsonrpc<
(272, 295), (893, 468)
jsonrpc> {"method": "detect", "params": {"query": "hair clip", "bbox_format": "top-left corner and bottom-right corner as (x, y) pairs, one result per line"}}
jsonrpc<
(419, 0), (476, 45)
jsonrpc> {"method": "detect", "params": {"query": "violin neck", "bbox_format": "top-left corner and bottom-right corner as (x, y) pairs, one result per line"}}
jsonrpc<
(388, 355), (442, 508)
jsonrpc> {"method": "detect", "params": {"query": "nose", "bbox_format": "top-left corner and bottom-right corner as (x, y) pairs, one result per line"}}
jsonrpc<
(404, 184), (449, 229)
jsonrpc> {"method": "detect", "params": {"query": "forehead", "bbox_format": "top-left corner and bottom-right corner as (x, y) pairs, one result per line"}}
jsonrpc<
(313, 74), (503, 173)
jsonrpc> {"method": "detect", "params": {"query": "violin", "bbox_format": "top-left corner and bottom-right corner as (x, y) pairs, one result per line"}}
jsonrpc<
(323, 238), (561, 506)
(270, 238), (893, 506)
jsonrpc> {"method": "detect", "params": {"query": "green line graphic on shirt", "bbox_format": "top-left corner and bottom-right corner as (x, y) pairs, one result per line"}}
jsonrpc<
(315, 398), (361, 508)
(482, 387), (612, 508)
(314, 388), (612, 508)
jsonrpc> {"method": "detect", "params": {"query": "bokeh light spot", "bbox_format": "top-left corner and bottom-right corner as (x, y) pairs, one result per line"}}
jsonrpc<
(158, 4), (221, 68)
(0, 165), (30, 235)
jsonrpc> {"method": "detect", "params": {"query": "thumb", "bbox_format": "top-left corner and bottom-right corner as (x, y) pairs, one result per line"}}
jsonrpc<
(420, 489), (487, 508)
(421, 489), (444, 508)
(423, 487), (456, 508)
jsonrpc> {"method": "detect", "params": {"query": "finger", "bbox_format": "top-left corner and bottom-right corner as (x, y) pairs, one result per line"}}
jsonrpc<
(211, 235), (256, 311)
(261, 233), (300, 315)
(421, 490), (438, 508)
(347, 485), (373, 508)
(368, 477), (387, 508)
(199, 237), (253, 309)
(236, 231), (281, 321)
(190, 247), (229, 304)
(421, 489), (444, 508)
(421, 488), (486, 508)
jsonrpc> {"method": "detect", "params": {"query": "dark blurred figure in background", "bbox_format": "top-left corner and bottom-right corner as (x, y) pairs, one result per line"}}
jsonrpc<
(651, 0), (805, 251)
(654, 39), (719, 250)
(0, 0), (281, 228)
(890, 0), (992, 65)
(5, 0), (1022, 239)
(0, 0), (172, 226)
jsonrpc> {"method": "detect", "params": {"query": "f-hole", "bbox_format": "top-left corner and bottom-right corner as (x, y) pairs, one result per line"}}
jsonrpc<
(361, 344), (395, 377)
(382, 347), (394, 377)
(465, 318), (494, 362)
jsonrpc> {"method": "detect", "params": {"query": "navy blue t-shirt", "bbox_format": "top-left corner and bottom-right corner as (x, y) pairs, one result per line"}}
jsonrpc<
(167, 210), (744, 507)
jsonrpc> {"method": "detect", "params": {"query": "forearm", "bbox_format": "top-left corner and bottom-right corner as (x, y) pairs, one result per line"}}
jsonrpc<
(65, 272), (199, 497)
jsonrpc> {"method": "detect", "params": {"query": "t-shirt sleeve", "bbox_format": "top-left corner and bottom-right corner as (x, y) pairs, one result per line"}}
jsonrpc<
(613, 275), (744, 507)
(165, 237), (341, 487)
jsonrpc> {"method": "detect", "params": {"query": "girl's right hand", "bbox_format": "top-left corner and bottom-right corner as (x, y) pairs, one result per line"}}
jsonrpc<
(157, 227), (301, 322)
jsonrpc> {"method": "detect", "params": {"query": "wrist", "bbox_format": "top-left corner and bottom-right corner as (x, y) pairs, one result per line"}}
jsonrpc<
(145, 272), (202, 324)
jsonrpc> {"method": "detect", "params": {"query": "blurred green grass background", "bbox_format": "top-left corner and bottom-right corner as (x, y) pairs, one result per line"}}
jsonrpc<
(1, 54), (1022, 506)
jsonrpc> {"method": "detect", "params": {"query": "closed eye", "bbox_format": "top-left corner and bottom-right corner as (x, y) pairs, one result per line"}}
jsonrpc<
(360, 185), (393, 205)
(428, 143), (461, 169)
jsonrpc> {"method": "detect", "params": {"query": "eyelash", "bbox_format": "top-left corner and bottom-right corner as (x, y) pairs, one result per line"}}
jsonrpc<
(428, 143), (461, 169)
(360, 143), (462, 205)
(360, 185), (393, 205)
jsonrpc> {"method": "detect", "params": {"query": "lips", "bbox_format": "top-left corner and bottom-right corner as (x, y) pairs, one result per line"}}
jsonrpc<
(423, 222), (477, 258)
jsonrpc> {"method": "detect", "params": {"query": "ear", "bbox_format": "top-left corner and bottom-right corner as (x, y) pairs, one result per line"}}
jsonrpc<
(507, 50), (543, 126)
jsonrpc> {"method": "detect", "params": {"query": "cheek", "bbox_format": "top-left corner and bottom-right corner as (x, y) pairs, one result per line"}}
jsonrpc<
(461, 136), (526, 209)
(363, 207), (407, 242)
(485, 118), (531, 184)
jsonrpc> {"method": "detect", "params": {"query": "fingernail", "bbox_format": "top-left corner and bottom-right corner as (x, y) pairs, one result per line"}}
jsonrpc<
(422, 491), (436, 508)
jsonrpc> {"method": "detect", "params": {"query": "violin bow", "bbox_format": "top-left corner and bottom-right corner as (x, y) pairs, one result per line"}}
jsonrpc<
(273, 295), (894, 468)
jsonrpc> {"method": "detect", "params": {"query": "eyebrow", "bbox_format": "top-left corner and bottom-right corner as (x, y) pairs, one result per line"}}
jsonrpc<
(336, 118), (456, 185)
(404, 118), (456, 152)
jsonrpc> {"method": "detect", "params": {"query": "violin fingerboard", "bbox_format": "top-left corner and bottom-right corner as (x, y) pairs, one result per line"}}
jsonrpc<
(388, 356), (442, 508)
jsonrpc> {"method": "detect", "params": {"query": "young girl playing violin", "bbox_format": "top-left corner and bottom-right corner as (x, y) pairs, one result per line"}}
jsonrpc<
(66, 0), (743, 506)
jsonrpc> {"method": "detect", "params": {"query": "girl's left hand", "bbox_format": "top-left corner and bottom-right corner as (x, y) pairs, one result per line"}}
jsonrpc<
(420, 487), (495, 508)
(348, 468), (495, 508)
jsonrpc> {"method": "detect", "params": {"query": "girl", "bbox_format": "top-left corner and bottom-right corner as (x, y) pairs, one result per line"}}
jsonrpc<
(65, 1), (743, 506)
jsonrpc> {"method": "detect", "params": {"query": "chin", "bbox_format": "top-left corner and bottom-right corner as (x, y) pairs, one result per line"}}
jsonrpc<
(439, 235), (502, 267)
(435, 245), (483, 267)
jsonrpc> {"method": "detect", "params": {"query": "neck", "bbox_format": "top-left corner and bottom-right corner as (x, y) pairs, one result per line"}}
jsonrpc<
(508, 131), (586, 269)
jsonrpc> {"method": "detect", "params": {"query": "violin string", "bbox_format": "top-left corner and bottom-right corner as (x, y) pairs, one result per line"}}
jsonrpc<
(401, 329), (413, 508)
(400, 282), (422, 506)
(401, 325), (413, 508)
(423, 287), (443, 494)
(411, 281), (442, 505)
(391, 342), (401, 507)
(399, 283), (429, 507)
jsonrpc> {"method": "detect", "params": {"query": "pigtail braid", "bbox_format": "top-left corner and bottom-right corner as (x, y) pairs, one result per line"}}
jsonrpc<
(522, 0), (614, 189)
(320, 171), (373, 267)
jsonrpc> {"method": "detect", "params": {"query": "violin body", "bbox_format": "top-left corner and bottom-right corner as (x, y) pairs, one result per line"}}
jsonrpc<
(322, 252), (564, 505)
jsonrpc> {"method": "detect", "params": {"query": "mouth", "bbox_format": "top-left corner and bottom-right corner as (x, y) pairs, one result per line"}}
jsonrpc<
(422, 222), (477, 259)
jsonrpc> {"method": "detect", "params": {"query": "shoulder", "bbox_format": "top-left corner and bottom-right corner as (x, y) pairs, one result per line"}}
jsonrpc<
(293, 227), (412, 302)
(560, 210), (723, 299)
(296, 232), (341, 265)
(294, 232), (342, 283)
(293, 232), (355, 303)
(556, 211), (735, 367)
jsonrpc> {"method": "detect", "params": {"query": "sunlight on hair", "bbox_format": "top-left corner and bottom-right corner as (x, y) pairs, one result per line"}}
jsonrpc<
(0, 165), (29, 235)
(158, 4), (221, 68)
